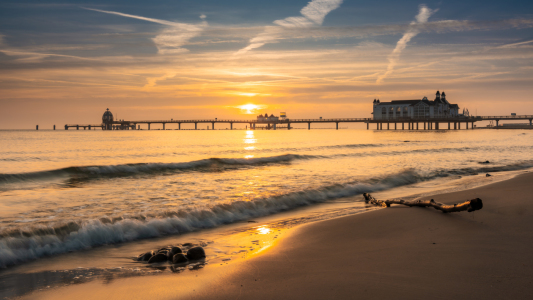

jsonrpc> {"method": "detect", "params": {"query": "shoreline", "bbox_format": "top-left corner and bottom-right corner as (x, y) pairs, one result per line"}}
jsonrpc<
(18, 171), (533, 299)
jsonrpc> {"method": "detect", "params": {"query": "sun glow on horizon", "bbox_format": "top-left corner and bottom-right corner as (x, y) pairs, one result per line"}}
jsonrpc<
(237, 104), (266, 114)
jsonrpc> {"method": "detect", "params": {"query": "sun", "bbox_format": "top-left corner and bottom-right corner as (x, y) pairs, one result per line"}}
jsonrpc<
(238, 104), (262, 114)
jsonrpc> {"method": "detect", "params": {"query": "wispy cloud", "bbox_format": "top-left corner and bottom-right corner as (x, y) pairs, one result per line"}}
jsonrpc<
(376, 4), (437, 84)
(82, 7), (206, 54)
(496, 39), (533, 49)
(235, 0), (343, 55)
(142, 72), (177, 90)
(0, 49), (105, 63)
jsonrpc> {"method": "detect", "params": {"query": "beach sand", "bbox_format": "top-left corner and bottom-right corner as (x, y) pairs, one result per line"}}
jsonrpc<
(22, 172), (533, 300)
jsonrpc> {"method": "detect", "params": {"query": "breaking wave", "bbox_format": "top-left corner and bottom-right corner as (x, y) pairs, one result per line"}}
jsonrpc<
(0, 154), (315, 184)
(0, 169), (421, 268)
(1, 160), (533, 268)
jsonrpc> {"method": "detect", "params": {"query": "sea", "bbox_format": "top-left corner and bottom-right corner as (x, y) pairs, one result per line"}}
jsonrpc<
(0, 128), (532, 298)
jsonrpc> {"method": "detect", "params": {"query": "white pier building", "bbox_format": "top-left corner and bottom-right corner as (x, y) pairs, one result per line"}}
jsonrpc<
(372, 91), (460, 120)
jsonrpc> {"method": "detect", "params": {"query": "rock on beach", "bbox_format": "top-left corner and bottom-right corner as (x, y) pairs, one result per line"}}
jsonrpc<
(187, 247), (206, 260)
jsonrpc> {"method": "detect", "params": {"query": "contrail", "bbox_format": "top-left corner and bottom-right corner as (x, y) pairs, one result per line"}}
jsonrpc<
(82, 7), (206, 55)
(496, 39), (533, 48)
(82, 7), (184, 27)
(235, 0), (343, 55)
(376, 4), (437, 84)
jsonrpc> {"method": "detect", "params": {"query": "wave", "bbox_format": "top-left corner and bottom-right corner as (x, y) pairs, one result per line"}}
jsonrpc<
(0, 154), (315, 184)
(436, 160), (533, 176)
(0, 169), (422, 268)
(1, 161), (532, 268)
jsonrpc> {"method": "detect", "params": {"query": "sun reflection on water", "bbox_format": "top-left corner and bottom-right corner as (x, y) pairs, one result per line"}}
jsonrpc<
(256, 225), (272, 235)
(244, 130), (257, 156)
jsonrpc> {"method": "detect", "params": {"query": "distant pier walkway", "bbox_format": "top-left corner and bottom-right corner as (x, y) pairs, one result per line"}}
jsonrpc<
(64, 115), (533, 131)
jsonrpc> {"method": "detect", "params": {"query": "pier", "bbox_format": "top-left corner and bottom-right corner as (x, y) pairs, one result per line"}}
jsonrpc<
(62, 98), (532, 131)
(64, 115), (533, 131)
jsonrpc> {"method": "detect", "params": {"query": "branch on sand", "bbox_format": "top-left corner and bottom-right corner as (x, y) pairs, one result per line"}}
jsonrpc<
(363, 193), (483, 213)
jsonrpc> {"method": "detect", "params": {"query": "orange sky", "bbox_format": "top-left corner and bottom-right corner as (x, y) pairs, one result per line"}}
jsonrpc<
(1, 1), (533, 129)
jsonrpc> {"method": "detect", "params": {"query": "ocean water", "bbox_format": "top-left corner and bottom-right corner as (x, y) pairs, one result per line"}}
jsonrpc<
(0, 129), (532, 273)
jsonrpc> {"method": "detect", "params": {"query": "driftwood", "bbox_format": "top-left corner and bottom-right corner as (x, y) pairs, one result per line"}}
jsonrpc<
(363, 193), (483, 213)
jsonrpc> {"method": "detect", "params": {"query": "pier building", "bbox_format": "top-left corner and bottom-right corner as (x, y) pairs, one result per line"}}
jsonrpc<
(372, 91), (460, 120)
(102, 108), (113, 130)
(257, 114), (280, 122)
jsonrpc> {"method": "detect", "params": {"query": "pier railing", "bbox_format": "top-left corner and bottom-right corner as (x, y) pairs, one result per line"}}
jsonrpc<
(115, 118), (372, 124)
(479, 115), (533, 120)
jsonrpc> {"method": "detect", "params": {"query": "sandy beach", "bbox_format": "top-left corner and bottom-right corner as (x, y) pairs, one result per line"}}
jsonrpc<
(19, 171), (533, 300)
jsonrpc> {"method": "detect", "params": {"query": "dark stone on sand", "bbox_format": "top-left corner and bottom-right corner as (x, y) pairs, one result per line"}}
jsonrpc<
(137, 251), (154, 261)
(172, 253), (189, 264)
(186, 247), (206, 260)
(182, 243), (193, 247)
(167, 247), (182, 259)
(481, 160), (490, 164)
(148, 253), (169, 264)
(486, 173), (492, 177)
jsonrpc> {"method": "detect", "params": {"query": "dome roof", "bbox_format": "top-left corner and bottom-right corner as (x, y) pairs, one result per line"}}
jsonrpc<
(102, 108), (114, 123)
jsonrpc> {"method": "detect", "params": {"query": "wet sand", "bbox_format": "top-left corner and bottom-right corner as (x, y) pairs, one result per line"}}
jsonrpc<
(22, 172), (533, 300)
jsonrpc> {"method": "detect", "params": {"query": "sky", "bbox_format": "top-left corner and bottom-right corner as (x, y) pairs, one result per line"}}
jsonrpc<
(1, 0), (533, 129)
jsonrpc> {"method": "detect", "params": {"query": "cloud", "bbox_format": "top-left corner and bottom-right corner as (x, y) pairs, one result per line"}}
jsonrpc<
(496, 39), (533, 49)
(83, 7), (206, 55)
(376, 4), (437, 84)
(301, 0), (344, 25)
(235, 0), (343, 55)
(0, 49), (105, 63)
(142, 72), (177, 90)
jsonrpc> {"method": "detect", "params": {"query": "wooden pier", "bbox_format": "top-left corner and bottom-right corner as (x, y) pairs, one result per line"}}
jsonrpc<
(64, 115), (533, 131)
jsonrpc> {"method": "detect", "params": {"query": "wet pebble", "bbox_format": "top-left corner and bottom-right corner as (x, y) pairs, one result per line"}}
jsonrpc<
(137, 251), (154, 261)
(187, 247), (206, 260)
(172, 253), (189, 264)
(148, 253), (168, 264)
